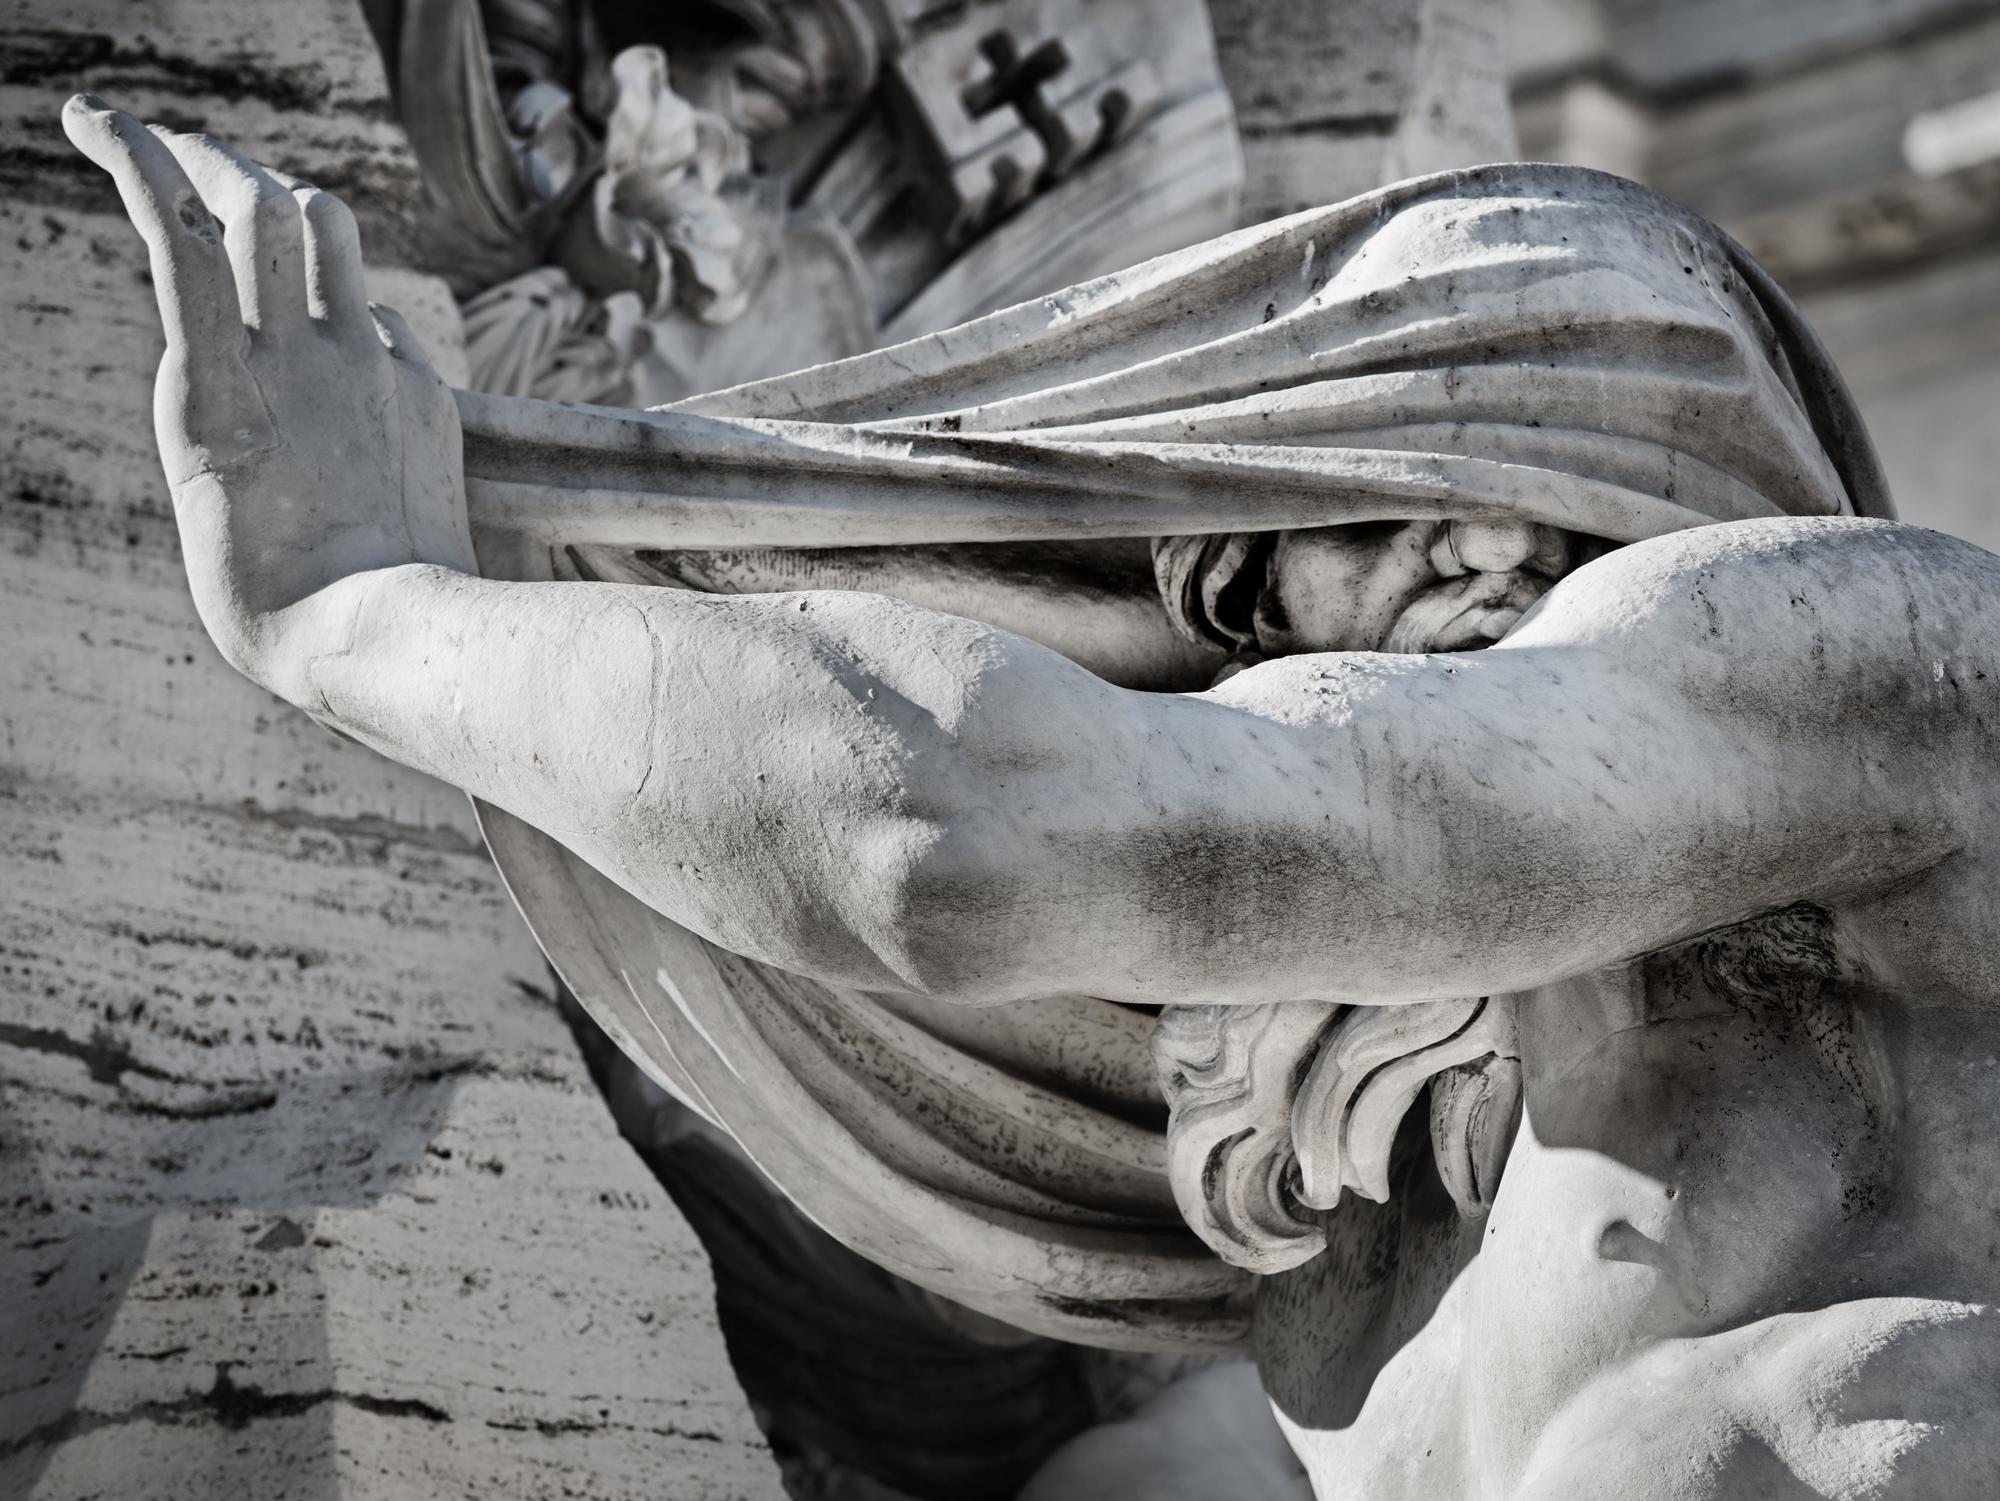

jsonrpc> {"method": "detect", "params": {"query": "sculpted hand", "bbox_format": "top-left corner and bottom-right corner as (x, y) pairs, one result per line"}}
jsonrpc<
(61, 95), (475, 695)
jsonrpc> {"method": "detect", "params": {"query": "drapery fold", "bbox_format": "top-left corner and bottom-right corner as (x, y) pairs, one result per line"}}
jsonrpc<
(462, 162), (1890, 561)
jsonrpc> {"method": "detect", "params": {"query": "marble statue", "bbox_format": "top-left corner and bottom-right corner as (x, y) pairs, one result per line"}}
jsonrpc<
(63, 79), (2000, 1501)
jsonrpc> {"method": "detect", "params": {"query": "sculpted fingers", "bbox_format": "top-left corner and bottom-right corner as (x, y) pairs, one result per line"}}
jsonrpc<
(252, 165), (371, 336)
(61, 95), (245, 358)
(295, 188), (371, 332)
(149, 126), (307, 337)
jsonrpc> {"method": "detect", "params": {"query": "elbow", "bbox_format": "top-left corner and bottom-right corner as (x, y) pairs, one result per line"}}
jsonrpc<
(867, 831), (1032, 1005)
(655, 758), (1030, 1004)
(855, 678), (1141, 1004)
(832, 746), (1062, 1006)
(707, 616), (1109, 1002)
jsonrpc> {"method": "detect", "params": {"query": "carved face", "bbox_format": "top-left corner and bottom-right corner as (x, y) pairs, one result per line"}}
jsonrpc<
(1258, 519), (1575, 656)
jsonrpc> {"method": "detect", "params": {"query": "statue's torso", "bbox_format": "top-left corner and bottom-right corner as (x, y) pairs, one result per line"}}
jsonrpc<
(1270, 904), (2000, 1499)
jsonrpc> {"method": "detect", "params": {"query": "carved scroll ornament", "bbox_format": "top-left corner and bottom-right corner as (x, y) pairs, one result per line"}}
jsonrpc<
(1154, 998), (1522, 1276)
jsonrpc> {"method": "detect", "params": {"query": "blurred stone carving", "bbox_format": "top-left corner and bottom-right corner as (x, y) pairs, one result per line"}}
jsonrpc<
(1208, 0), (1519, 218)
(461, 267), (648, 402)
(551, 44), (766, 325)
(884, 2), (1162, 243)
(381, 0), (1242, 407)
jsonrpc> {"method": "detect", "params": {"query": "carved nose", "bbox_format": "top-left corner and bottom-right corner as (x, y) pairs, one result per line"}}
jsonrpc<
(1451, 520), (1539, 573)
(1594, 1218), (1669, 1269)
(1432, 521), (1572, 580)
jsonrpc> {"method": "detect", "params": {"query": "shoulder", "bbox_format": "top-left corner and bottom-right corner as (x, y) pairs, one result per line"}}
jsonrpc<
(1515, 1298), (2000, 1499)
(1204, 518), (2000, 739)
(1508, 517), (1999, 652)
(1497, 518), (2000, 729)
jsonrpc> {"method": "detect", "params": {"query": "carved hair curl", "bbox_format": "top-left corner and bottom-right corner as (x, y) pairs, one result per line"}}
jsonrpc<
(1152, 997), (1522, 1274)
(1151, 532), (1276, 653)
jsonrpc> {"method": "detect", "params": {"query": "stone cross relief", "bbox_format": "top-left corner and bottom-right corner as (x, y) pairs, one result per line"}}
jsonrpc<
(55, 19), (2000, 1500)
(899, 16), (1156, 238)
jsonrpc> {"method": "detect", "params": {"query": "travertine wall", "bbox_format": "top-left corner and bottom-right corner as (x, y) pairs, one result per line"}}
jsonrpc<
(0, 3), (778, 1496)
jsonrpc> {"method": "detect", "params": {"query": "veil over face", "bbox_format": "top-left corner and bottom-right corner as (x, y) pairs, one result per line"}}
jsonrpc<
(463, 164), (1890, 560)
(470, 163), (1892, 1350)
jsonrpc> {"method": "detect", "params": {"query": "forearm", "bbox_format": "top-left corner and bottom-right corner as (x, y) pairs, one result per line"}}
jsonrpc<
(286, 565), (653, 832)
(276, 564), (997, 991)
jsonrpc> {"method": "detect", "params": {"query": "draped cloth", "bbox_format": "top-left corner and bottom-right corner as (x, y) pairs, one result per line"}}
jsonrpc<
(468, 164), (1893, 1351)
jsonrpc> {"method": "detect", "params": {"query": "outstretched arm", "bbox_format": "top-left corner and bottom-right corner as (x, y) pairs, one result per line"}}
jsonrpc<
(73, 100), (1992, 1008)
(285, 511), (1995, 1006)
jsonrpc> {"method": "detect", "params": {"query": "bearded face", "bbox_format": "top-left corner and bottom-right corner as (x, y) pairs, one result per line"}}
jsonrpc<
(1156, 518), (1587, 666)
(1260, 519), (1578, 656)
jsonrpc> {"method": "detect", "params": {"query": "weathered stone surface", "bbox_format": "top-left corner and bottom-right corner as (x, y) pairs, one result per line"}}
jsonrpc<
(0, 3), (777, 1497)
(1209, 0), (1516, 219)
(36, 4), (2000, 1499)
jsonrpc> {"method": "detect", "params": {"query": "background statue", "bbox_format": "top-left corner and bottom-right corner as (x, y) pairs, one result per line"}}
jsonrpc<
(60, 80), (2000, 1498)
